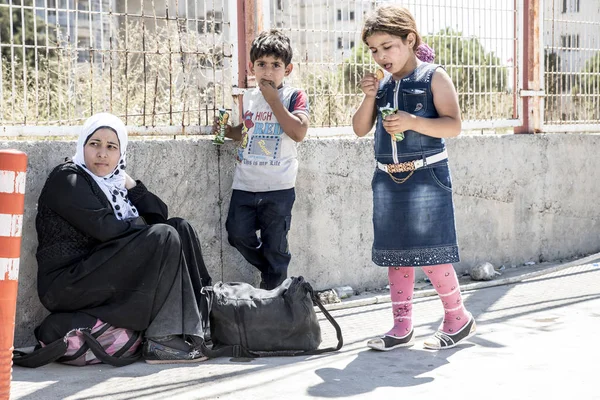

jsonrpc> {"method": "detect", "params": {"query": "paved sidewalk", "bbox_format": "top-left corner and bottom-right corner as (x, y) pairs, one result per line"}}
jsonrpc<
(10, 258), (600, 400)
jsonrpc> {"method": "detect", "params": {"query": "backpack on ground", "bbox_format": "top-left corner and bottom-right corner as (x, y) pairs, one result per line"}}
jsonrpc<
(13, 312), (142, 368)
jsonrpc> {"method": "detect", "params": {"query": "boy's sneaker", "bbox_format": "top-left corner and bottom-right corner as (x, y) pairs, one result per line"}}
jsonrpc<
(143, 336), (209, 364)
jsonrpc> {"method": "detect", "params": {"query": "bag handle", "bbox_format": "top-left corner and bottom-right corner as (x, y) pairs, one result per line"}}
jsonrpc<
(307, 294), (344, 354)
(199, 288), (344, 359)
(12, 339), (69, 368)
(58, 323), (112, 362)
(13, 325), (103, 367)
(81, 331), (142, 367)
(12, 330), (143, 368)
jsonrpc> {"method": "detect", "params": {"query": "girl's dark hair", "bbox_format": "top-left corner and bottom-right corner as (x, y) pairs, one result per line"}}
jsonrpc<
(250, 29), (293, 65)
(361, 5), (422, 51)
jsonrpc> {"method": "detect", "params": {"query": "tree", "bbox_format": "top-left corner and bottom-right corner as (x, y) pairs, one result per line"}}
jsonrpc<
(0, 1), (53, 70)
(423, 28), (508, 101)
(544, 51), (566, 95)
(423, 28), (510, 119)
(576, 51), (600, 95)
(572, 51), (600, 121)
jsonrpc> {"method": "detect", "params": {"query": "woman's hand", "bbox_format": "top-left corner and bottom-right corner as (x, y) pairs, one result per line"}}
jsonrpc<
(124, 172), (137, 189)
(359, 73), (379, 98)
(382, 110), (417, 137)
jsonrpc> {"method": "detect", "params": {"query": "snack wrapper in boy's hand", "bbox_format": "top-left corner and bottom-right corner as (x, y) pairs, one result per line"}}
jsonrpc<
(213, 109), (229, 145)
(380, 103), (404, 142)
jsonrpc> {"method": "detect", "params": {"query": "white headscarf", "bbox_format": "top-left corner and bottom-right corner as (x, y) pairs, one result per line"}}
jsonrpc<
(73, 113), (139, 221)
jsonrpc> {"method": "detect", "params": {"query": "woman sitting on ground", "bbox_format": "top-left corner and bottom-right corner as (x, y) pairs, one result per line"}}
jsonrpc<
(35, 112), (211, 364)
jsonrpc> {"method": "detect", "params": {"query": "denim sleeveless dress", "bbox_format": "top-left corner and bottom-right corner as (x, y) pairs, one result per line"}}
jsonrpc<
(371, 62), (459, 267)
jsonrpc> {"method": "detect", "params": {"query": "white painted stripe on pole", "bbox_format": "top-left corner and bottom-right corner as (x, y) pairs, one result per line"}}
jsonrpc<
(0, 258), (20, 280)
(0, 170), (16, 193)
(0, 214), (23, 237)
(0, 170), (26, 194)
(15, 171), (26, 194)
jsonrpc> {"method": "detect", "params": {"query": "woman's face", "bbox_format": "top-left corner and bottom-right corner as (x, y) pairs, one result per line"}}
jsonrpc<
(83, 128), (121, 177)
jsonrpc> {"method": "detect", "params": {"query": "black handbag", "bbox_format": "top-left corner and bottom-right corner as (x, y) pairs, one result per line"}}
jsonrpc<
(200, 276), (343, 358)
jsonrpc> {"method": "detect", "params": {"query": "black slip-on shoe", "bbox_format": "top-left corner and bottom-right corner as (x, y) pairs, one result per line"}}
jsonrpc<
(143, 338), (209, 364)
(423, 313), (476, 350)
(367, 329), (414, 351)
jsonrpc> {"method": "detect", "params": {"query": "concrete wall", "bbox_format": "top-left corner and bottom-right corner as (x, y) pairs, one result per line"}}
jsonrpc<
(3, 133), (599, 346)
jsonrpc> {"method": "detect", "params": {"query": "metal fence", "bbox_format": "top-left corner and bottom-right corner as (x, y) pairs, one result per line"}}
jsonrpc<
(543, 0), (600, 129)
(271, 0), (519, 129)
(0, 0), (233, 131)
(1, 0), (598, 133)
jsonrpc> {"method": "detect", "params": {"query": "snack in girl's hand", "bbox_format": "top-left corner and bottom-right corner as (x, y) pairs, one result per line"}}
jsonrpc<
(380, 103), (397, 122)
(375, 69), (385, 80)
(213, 109), (229, 145)
(379, 103), (404, 142)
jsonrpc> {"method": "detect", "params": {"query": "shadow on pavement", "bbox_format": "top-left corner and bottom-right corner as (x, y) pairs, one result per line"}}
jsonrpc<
(308, 345), (468, 397)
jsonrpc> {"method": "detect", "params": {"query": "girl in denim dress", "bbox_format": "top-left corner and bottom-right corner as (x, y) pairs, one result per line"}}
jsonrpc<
(352, 5), (475, 351)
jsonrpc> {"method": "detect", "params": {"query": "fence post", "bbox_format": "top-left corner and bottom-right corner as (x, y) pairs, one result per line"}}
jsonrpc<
(234, 0), (263, 119)
(515, 0), (543, 134)
(0, 149), (27, 400)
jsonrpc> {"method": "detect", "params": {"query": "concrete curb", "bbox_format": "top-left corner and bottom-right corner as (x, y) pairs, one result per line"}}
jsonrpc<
(319, 252), (600, 312)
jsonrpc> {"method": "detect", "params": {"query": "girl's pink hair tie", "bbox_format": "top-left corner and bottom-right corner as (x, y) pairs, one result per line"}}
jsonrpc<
(416, 43), (435, 63)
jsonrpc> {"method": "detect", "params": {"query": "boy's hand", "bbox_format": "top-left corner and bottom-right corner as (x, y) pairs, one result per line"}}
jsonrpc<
(259, 79), (280, 105)
(382, 110), (417, 137)
(359, 73), (379, 98)
(212, 116), (232, 136)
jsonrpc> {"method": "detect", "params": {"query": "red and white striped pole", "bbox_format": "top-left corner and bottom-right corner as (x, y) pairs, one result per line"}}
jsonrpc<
(0, 150), (27, 400)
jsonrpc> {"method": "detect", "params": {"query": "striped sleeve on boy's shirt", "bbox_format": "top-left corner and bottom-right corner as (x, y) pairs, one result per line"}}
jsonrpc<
(288, 90), (309, 117)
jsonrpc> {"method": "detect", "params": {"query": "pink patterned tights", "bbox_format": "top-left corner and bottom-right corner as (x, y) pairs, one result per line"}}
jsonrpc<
(386, 264), (469, 337)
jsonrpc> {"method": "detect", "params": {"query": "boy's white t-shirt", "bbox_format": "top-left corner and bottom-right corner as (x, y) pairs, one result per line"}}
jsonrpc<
(232, 85), (309, 192)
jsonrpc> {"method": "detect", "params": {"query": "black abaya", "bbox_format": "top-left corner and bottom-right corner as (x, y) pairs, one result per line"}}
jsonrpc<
(35, 162), (211, 338)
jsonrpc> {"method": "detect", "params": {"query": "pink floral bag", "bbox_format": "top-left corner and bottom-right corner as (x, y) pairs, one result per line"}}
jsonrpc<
(13, 312), (143, 368)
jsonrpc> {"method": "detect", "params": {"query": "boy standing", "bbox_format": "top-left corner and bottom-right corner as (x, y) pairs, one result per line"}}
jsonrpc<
(214, 29), (309, 289)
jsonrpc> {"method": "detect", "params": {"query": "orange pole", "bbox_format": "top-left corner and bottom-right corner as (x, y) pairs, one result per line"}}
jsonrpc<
(0, 149), (27, 400)
(235, 0), (263, 119)
(515, 0), (542, 134)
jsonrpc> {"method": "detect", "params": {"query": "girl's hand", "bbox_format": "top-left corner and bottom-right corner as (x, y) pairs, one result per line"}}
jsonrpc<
(382, 110), (416, 136)
(359, 73), (379, 98)
(123, 172), (137, 189)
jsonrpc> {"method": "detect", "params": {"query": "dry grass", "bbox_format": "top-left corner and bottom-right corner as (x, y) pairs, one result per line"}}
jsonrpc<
(1, 20), (231, 127)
